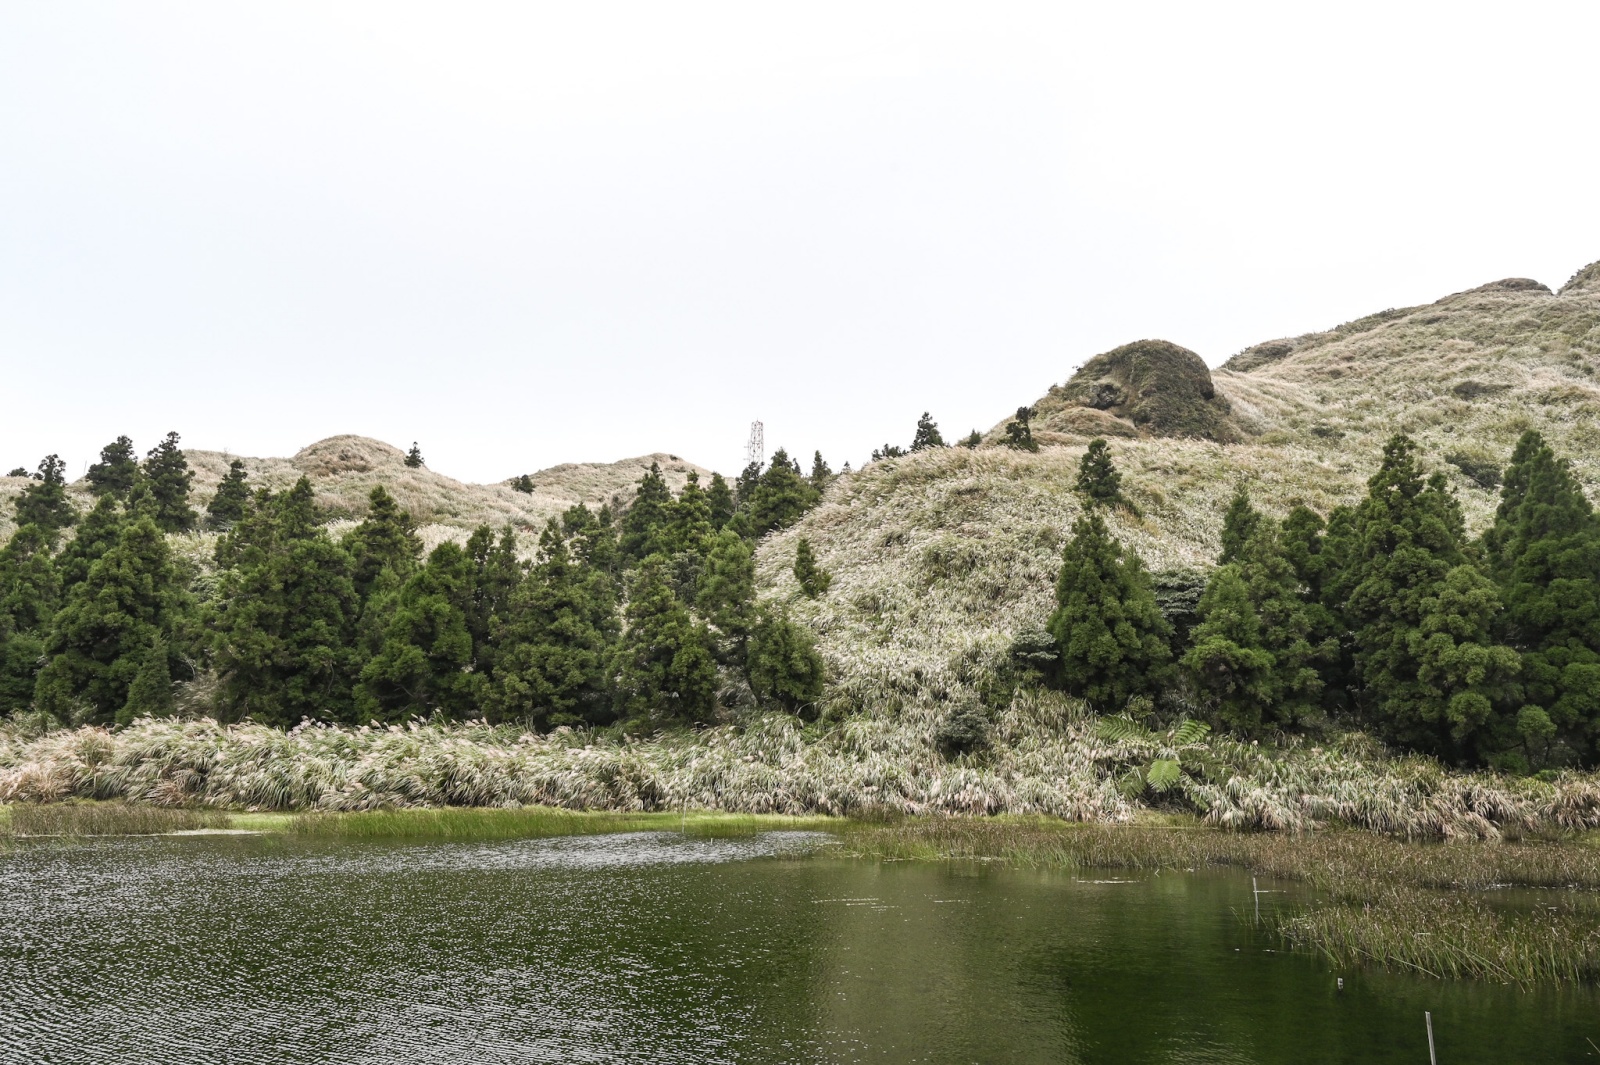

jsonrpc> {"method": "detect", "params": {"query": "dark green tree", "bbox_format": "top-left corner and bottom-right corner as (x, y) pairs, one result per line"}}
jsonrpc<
(119, 635), (174, 724)
(1004, 407), (1038, 452)
(511, 474), (535, 493)
(706, 472), (736, 530)
(870, 443), (906, 461)
(746, 604), (825, 715)
(56, 494), (125, 588)
(735, 460), (763, 511)
(697, 529), (756, 666)
(86, 436), (141, 499)
(959, 430), (983, 449)
(343, 486), (422, 599)
(612, 555), (717, 726)
(33, 515), (189, 722)
(1218, 488), (1263, 565)
(663, 471), (714, 556)
(211, 478), (361, 725)
(794, 538), (832, 598)
(492, 521), (617, 728)
(1339, 435), (1519, 762)
(1046, 511), (1172, 708)
(405, 443), (424, 468)
(746, 449), (820, 536)
(1075, 439), (1124, 507)
(354, 541), (485, 722)
(620, 462), (675, 562)
(911, 412), (946, 451)
(206, 459), (252, 529)
(1482, 431), (1600, 762)
(0, 525), (60, 714)
(14, 455), (75, 532)
(142, 432), (197, 533)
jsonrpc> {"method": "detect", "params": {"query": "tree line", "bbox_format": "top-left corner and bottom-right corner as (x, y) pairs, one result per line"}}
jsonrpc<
(1044, 431), (1600, 772)
(0, 436), (832, 730)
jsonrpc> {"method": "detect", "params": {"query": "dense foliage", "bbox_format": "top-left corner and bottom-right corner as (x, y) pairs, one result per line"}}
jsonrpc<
(0, 437), (829, 732)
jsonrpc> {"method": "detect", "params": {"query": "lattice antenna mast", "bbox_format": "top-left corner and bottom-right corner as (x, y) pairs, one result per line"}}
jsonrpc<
(744, 420), (765, 468)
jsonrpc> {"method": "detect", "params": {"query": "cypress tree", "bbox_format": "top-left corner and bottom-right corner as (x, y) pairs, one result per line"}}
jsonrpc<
(141, 432), (197, 533)
(206, 459), (251, 529)
(619, 462), (674, 562)
(86, 436), (141, 499)
(793, 538), (832, 598)
(211, 478), (360, 725)
(1482, 431), (1600, 762)
(492, 521), (618, 728)
(1218, 488), (1263, 565)
(405, 443), (424, 468)
(810, 452), (833, 493)
(1075, 439), (1124, 508)
(34, 515), (189, 722)
(354, 541), (485, 722)
(0, 525), (60, 715)
(663, 471), (713, 556)
(746, 448), (820, 535)
(511, 474), (535, 493)
(56, 494), (126, 588)
(14, 455), (75, 532)
(871, 443), (906, 461)
(746, 604), (825, 715)
(735, 460), (763, 512)
(697, 529), (756, 664)
(706, 473), (736, 530)
(1004, 407), (1038, 452)
(343, 486), (422, 599)
(119, 635), (175, 724)
(911, 413), (946, 451)
(612, 555), (718, 726)
(959, 430), (983, 449)
(1046, 510), (1172, 708)
(1340, 435), (1519, 762)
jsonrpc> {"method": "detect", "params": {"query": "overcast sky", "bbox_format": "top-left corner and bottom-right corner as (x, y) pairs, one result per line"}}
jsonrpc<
(3, 2), (1598, 484)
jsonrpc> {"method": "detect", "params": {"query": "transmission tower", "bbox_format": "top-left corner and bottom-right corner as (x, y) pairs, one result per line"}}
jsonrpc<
(745, 420), (765, 468)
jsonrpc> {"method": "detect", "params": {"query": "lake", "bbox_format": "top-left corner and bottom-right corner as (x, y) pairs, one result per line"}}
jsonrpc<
(0, 830), (1593, 1063)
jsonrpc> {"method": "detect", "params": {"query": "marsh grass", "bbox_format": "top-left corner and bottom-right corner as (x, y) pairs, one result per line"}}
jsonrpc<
(289, 806), (834, 841)
(5, 802), (228, 837)
(840, 818), (1600, 986)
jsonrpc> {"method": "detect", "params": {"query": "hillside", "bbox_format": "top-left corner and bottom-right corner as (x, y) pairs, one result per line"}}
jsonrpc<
(760, 261), (1600, 717)
(1, 436), (712, 548)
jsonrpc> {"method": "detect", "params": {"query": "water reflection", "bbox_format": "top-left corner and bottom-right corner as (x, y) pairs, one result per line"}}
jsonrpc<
(0, 832), (1594, 1064)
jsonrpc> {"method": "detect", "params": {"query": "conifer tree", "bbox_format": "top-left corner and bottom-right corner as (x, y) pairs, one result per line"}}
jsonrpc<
(1218, 488), (1263, 565)
(1340, 435), (1519, 761)
(1482, 431), (1600, 761)
(14, 455), (75, 532)
(706, 472), (736, 530)
(206, 459), (252, 529)
(34, 515), (189, 722)
(746, 448), (820, 535)
(1046, 511), (1172, 708)
(746, 604), (825, 715)
(354, 541), (485, 722)
(1003, 407), (1038, 452)
(0, 525), (60, 714)
(462, 524), (524, 681)
(663, 471), (714, 556)
(697, 529), (756, 665)
(959, 430), (983, 449)
(612, 555), (717, 725)
(735, 460), (763, 512)
(492, 521), (617, 728)
(512, 474), (535, 494)
(141, 432), (197, 533)
(810, 452), (833, 494)
(119, 635), (174, 724)
(1075, 439), (1124, 508)
(620, 462), (674, 562)
(405, 443), (424, 468)
(343, 486), (422, 599)
(793, 538), (832, 598)
(55, 494), (125, 589)
(5, 468), (26, 478)
(211, 478), (360, 725)
(86, 436), (141, 499)
(911, 413), (946, 451)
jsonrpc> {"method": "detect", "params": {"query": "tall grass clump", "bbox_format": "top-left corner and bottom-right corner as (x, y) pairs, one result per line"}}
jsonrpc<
(6, 802), (227, 836)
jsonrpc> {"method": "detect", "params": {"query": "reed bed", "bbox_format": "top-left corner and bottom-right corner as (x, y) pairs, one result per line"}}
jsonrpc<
(288, 807), (833, 841)
(839, 819), (1600, 986)
(5, 709), (1600, 841)
(5, 802), (228, 837)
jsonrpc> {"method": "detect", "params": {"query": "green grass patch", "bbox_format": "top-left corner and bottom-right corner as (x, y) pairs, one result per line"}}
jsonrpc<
(4, 802), (229, 837)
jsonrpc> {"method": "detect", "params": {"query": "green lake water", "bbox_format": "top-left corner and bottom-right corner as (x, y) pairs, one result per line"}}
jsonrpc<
(0, 830), (1594, 1063)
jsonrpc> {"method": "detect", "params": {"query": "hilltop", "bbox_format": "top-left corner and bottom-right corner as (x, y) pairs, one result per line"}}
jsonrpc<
(759, 260), (1600, 717)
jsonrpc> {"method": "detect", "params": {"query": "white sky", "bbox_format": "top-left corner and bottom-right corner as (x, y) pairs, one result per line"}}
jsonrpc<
(3, 1), (1598, 483)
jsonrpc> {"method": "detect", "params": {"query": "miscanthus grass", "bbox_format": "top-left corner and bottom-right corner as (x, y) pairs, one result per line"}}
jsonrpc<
(3, 801), (228, 836)
(4, 702), (1600, 840)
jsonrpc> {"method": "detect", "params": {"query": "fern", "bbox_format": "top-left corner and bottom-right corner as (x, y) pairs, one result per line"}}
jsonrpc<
(1145, 759), (1182, 792)
(1096, 715), (1152, 745)
(1172, 719), (1211, 747)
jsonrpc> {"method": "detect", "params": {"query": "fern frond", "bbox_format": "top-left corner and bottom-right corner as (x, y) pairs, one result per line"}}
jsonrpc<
(1171, 719), (1211, 747)
(1145, 759), (1182, 792)
(1097, 715), (1152, 745)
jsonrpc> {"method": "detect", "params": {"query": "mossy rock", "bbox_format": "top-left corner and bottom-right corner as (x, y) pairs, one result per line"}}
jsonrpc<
(1055, 340), (1240, 443)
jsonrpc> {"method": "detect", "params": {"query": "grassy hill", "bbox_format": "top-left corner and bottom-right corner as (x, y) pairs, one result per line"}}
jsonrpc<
(758, 260), (1600, 719)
